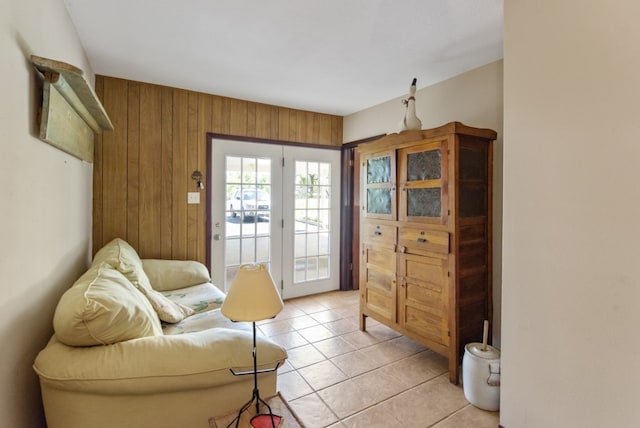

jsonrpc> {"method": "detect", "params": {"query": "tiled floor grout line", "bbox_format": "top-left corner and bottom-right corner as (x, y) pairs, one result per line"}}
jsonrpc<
(429, 404), (479, 427)
(294, 366), (452, 426)
(286, 329), (448, 425)
(292, 385), (341, 425)
(262, 291), (499, 427)
(341, 373), (452, 426)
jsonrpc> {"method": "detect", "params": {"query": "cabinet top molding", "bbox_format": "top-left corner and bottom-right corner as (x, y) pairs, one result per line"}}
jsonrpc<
(31, 55), (113, 132)
(361, 122), (497, 153)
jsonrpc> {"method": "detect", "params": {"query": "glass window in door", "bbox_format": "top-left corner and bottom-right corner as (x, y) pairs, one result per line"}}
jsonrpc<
(294, 160), (332, 283)
(224, 156), (272, 287)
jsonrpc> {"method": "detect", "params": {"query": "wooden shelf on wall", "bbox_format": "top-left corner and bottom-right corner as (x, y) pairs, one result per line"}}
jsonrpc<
(31, 55), (113, 162)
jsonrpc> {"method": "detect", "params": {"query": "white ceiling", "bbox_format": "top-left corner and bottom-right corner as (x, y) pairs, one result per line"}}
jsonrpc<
(63, 0), (503, 116)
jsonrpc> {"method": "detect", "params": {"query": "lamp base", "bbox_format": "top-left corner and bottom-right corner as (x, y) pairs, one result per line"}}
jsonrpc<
(250, 414), (282, 428)
(226, 321), (283, 428)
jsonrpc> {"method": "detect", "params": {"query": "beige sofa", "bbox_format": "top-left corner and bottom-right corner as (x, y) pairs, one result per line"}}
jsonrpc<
(33, 238), (287, 428)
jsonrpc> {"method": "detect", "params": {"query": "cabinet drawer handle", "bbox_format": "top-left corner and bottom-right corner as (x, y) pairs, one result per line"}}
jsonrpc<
(374, 231), (382, 236)
(417, 238), (427, 243)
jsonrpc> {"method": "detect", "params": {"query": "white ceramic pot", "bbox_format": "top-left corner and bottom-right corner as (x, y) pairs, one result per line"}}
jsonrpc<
(462, 342), (501, 411)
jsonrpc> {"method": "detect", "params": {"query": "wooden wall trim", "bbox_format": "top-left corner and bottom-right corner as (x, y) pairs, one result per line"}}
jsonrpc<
(343, 133), (386, 149)
(93, 76), (343, 264)
(207, 132), (342, 150)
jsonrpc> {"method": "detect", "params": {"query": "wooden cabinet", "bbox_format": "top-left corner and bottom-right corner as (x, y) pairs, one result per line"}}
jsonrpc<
(358, 122), (495, 383)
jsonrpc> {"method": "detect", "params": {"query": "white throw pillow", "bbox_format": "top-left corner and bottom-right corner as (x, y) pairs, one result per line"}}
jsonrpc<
(53, 263), (163, 346)
(93, 238), (195, 323)
(142, 259), (211, 291)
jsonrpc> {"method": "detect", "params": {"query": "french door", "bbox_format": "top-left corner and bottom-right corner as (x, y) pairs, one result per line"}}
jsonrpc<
(211, 139), (340, 299)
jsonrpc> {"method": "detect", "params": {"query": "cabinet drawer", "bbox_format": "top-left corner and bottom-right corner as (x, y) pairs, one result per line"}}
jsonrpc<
(362, 222), (397, 246)
(398, 227), (449, 254)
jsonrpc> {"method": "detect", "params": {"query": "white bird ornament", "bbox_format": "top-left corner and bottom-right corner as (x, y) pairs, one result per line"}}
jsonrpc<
(398, 78), (422, 132)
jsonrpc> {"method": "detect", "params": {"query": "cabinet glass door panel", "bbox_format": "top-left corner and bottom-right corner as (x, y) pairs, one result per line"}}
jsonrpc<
(362, 150), (396, 220)
(367, 156), (392, 183)
(407, 187), (441, 217)
(398, 141), (447, 224)
(407, 149), (441, 181)
(367, 188), (392, 215)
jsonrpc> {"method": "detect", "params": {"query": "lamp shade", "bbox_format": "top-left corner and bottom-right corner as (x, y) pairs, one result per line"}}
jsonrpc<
(221, 264), (284, 322)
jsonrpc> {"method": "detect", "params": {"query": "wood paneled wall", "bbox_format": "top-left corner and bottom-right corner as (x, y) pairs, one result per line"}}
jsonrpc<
(93, 75), (343, 263)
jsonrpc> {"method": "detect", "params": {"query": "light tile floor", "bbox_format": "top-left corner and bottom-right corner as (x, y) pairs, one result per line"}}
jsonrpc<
(257, 290), (500, 428)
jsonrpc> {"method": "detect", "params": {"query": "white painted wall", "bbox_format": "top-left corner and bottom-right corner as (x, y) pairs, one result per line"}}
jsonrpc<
(501, 1), (640, 426)
(0, 0), (93, 426)
(344, 61), (504, 347)
(344, 61), (503, 144)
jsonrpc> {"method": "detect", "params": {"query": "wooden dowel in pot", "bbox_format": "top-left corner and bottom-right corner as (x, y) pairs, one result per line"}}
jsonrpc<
(482, 320), (489, 352)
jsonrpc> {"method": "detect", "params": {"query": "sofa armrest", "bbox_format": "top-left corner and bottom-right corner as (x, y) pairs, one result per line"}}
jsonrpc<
(142, 259), (212, 291)
(33, 328), (287, 395)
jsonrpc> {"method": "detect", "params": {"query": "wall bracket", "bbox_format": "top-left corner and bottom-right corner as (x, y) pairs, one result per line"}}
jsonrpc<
(31, 55), (113, 162)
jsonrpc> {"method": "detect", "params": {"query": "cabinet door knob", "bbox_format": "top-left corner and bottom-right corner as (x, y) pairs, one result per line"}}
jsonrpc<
(417, 238), (427, 243)
(374, 231), (382, 236)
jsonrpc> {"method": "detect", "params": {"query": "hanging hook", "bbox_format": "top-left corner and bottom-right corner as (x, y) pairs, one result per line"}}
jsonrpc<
(191, 170), (204, 190)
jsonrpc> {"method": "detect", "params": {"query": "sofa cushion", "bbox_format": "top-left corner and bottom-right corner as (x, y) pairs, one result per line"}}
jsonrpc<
(161, 283), (226, 314)
(162, 308), (250, 335)
(92, 237), (143, 270)
(34, 328), (287, 394)
(142, 259), (212, 291)
(93, 238), (194, 323)
(53, 263), (163, 346)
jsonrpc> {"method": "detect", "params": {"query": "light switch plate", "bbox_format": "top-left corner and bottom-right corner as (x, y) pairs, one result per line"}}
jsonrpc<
(187, 192), (200, 204)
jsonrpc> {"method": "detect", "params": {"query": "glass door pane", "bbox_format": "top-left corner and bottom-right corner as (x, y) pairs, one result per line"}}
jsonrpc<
(223, 155), (273, 286)
(211, 140), (282, 293)
(282, 146), (340, 299)
(212, 140), (339, 299)
(293, 160), (332, 283)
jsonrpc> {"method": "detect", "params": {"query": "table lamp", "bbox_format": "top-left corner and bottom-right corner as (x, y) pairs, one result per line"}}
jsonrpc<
(221, 264), (284, 428)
